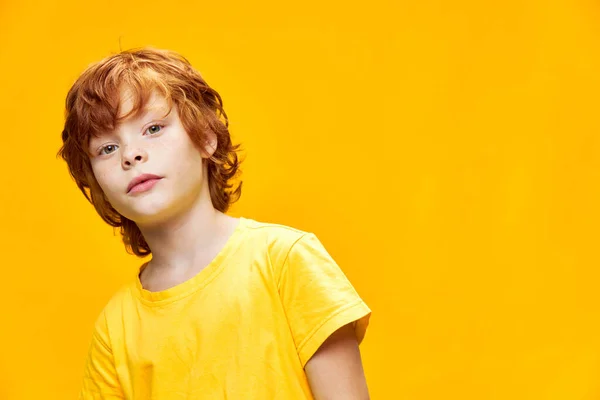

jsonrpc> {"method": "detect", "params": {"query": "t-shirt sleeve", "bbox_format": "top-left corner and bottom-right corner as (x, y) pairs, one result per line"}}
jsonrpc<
(79, 309), (125, 399)
(277, 232), (372, 367)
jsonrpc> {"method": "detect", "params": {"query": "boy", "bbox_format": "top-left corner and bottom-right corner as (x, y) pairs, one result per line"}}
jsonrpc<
(58, 46), (371, 399)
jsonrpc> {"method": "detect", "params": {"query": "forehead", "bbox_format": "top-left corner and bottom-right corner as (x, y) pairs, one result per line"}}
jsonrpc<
(117, 86), (171, 121)
(87, 87), (173, 151)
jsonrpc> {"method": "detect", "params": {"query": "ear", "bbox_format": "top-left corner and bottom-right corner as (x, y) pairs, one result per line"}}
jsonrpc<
(200, 130), (218, 158)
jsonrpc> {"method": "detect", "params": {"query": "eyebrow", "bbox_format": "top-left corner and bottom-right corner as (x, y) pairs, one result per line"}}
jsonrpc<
(131, 104), (171, 119)
(145, 104), (170, 114)
(89, 105), (170, 146)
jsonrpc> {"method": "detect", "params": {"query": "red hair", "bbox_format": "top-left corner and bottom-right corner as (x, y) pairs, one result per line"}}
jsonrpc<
(56, 46), (243, 257)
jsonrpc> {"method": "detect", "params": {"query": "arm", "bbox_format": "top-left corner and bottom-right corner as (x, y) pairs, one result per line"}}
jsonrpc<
(304, 323), (370, 400)
(79, 310), (125, 399)
(275, 232), (372, 398)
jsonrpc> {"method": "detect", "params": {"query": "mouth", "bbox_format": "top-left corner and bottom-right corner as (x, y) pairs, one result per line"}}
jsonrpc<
(128, 178), (162, 194)
(127, 175), (163, 194)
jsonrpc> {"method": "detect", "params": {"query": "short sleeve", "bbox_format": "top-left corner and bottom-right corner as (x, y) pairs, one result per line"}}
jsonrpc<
(278, 232), (371, 367)
(79, 309), (125, 399)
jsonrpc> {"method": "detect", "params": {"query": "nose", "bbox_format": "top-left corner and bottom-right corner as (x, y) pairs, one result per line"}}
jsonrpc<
(122, 148), (146, 168)
(125, 155), (142, 165)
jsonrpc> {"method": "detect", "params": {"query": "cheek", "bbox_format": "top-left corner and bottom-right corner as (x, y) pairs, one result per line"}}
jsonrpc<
(168, 139), (205, 170)
(90, 163), (115, 194)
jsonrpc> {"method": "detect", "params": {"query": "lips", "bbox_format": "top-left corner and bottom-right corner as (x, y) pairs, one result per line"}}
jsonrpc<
(127, 174), (163, 193)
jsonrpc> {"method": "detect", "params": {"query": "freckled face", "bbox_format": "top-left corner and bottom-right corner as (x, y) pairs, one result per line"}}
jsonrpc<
(88, 88), (209, 226)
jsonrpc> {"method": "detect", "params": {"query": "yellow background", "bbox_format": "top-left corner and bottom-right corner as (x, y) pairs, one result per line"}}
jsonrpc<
(1, 0), (600, 398)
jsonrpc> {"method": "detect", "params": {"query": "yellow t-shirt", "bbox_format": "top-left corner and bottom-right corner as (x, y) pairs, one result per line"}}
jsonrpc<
(79, 216), (371, 399)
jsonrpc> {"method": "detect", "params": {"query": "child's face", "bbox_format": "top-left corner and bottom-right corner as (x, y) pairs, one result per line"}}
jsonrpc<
(88, 86), (215, 226)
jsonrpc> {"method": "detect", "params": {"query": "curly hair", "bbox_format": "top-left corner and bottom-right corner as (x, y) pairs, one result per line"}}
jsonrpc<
(56, 46), (243, 257)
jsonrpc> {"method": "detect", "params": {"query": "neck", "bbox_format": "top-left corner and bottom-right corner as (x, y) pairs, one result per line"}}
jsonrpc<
(136, 178), (237, 274)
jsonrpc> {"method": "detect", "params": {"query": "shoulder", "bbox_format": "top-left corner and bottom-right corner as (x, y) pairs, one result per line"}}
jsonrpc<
(241, 217), (320, 273)
(242, 216), (312, 252)
(92, 282), (134, 332)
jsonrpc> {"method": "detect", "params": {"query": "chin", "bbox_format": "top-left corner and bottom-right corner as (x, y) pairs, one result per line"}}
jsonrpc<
(117, 198), (172, 222)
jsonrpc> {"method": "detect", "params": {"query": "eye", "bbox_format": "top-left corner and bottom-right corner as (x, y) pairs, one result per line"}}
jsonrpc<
(99, 144), (117, 156)
(96, 124), (165, 156)
(146, 124), (164, 135)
